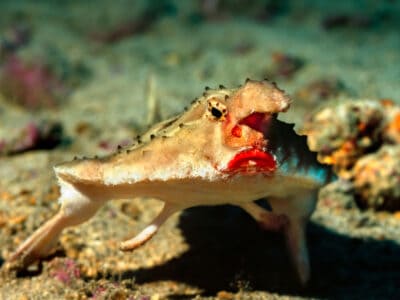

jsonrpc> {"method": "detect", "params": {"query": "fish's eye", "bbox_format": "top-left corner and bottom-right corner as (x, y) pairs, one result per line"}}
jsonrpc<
(207, 98), (227, 121)
(211, 107), (223, 118)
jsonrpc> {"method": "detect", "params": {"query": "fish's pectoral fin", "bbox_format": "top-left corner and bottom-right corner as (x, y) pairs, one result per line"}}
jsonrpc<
(119, 202), (181, 251)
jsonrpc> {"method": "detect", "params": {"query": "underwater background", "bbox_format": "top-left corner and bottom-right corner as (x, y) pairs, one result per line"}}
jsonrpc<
(0, 1), (399, 299)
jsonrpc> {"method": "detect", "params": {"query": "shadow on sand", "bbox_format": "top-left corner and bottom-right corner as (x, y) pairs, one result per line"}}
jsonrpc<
(128, 205), (400, 299)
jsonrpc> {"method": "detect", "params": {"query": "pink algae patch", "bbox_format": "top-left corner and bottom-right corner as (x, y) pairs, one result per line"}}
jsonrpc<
(0, 55), (63, 109)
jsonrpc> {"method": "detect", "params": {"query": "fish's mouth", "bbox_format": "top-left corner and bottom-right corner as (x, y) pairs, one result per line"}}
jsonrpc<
(225, 112), (277, 174)
(238, 112), (270, 133)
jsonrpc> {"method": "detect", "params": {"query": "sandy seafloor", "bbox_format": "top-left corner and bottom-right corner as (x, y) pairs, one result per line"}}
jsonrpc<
(0, 0), (400, 299)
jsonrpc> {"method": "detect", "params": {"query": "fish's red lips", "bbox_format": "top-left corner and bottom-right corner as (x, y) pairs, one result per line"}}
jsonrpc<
(226, 112), (276, 174)
(226, 148), (276, 174)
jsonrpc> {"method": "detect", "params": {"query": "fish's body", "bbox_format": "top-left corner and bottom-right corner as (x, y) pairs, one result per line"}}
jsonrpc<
(7, 79), (331, 284)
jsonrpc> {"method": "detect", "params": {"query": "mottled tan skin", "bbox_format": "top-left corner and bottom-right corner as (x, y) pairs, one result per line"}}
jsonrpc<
(6, 80), (321, 284)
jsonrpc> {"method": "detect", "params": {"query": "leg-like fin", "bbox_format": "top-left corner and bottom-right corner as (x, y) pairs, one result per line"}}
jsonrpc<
(268, 187), (318, 285)
(120, 202), (180, 251)
(7, 212), (68, 268)
(239, 202), (289, 232)
(284, 219), (310, 285)
(7, 197), (104, 269)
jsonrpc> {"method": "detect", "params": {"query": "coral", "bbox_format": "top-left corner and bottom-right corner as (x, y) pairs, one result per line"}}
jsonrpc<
(302, 99), (400, 211)
(302, 101), (386, 177)
(352, 145), (400, 211)
(381, 99), (400, 144)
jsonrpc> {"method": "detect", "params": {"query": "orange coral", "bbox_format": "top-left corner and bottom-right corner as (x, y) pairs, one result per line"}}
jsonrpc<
(303, 99), (400, 210)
